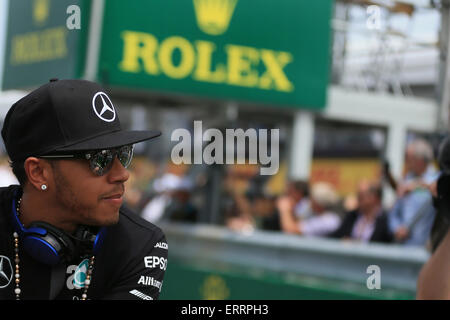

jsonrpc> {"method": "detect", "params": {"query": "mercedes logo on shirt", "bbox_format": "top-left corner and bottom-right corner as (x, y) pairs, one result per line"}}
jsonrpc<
(0, 256), (13, 289)
(92, 92), (116, 122)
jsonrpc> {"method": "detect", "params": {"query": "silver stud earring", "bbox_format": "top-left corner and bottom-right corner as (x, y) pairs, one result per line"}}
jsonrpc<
(41, 184), (47, 191)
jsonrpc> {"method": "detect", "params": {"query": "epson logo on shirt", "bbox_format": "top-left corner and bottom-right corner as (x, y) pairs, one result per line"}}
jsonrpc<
(144, 256), (167, 271)
(154, 242), (168, 250)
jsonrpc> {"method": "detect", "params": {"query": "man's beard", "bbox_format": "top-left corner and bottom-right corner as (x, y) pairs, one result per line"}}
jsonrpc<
(52, 165), (119, 227)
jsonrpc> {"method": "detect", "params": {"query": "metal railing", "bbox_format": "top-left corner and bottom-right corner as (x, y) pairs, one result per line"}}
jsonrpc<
(161, 222), (430, 294)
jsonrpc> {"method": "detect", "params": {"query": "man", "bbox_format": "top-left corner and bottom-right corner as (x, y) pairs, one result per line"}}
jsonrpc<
(388, 138), (439, 246)
(0, 79), (167, 300)
(142, 173), (197, 223)
(329, 181), (392, 243)
(277, 182), (340, 236)
(286, 180), (310, 219)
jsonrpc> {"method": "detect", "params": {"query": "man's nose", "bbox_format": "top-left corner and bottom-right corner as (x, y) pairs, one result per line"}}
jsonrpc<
(107, 157), (130, 183)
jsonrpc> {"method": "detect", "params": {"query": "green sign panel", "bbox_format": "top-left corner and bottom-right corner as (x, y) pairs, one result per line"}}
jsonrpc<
(160, 259), (415, 300)
(99, 0), (333, 109)
(2, 0), (89, 90)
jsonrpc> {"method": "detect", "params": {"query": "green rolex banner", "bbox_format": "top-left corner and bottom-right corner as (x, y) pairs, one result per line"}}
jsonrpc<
(2, 0), (90, 90)
(99, 0), (333, 109)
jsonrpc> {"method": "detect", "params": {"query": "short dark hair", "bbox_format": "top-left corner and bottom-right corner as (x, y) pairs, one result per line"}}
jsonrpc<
(9, 158), (57, 187)
(368, 183), (382, 200)
(290, 180), (309, 197)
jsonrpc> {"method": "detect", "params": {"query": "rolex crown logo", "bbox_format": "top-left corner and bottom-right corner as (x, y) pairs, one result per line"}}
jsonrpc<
(200, 275), (230, 300)
(33, 0), (50, 26)
(193, 0), (238, 36)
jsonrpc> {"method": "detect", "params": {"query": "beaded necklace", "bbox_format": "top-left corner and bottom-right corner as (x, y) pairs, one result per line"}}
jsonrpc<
(13, 197), (95, 300)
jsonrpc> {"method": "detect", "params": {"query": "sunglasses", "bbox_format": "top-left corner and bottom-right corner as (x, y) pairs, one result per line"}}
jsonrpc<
(40, 145), (134, 176)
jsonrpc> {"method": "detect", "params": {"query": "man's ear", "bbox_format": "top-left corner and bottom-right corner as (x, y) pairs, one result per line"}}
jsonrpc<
(23, 157), (53, 192)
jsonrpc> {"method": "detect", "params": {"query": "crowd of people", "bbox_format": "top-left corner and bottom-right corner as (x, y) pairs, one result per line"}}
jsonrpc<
(221, 137), (440, 248)
(125, 137), (442, 249)
(0, 137), (441, 249)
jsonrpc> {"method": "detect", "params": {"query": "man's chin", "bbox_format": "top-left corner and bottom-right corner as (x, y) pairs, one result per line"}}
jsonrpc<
(86, 209), (120, 227)
(100, 211), (120, 226)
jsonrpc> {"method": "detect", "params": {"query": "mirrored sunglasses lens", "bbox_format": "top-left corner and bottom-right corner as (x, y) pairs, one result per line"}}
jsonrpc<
(90, 150), (114, 176)
(118, 145), (133, 168)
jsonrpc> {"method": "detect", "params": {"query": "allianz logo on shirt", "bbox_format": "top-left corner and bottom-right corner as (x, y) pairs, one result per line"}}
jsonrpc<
(66, 259), (89, 290)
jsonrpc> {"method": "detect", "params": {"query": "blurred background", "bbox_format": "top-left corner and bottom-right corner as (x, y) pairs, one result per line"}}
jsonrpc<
(0, 0), (448, 299)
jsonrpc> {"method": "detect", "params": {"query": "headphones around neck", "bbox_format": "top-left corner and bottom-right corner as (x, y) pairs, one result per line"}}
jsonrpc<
(11, 195), (106, 266)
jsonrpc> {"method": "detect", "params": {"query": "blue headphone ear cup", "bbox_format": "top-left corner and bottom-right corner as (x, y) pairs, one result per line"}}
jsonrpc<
(93, 227), (106, 255)
(25, 222), (76, 265)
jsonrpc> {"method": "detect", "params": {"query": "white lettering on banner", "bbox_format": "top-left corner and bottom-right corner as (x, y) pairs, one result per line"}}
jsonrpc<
(144, 256), (168, 270)
(129, 289), (153, 300)
(137, 275), (163, 291)
(154, 242), (168, 250)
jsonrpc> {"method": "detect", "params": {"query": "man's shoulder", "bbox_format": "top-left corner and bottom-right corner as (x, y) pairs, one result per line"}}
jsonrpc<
(0, 185), (20, 201)
(341, 210), (359, 225)
(375, 210), (390, 223)
(99, 206), (166, 262)
(0, 185), (20, 220)
(345, 210), (359, 219)
(406, 188), (433, 204)
(115, 205), (165, 240)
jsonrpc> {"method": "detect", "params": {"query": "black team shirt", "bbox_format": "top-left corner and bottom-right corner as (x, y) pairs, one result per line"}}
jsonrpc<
(0, 185), (168, 300)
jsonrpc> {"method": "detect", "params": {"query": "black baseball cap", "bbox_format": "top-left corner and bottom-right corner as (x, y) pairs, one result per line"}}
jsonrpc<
(1, 79), (161, 162)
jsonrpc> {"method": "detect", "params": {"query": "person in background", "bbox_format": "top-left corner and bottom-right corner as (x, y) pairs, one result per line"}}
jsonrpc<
(140, 172), (181, 223)
(285, 180), (311, 219)
(223, 164), (261, 232)
(140, 172), (197, 223)
(225, 189), (281, 232)
(122, 157), (158, 213)
(329, 180), (392, 243)
(248, 190), (280, 231)
(161, 178), (198, 223)
(388, 138), (439, 246)
(277, 182), (341, 237)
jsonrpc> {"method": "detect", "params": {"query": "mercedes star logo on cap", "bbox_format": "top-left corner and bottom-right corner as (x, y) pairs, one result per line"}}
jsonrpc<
(92, 92), (116, 122)
(0, 256), (13, 289)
